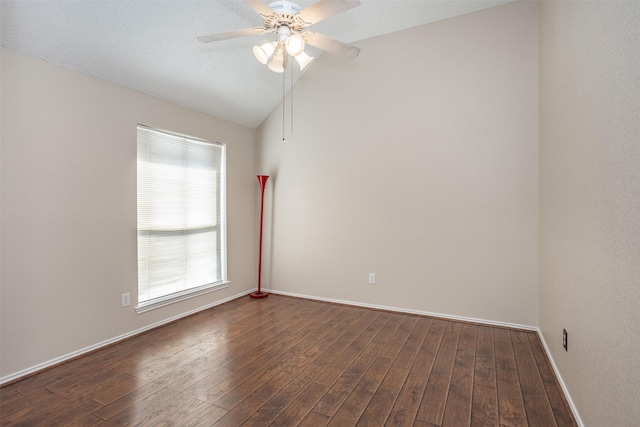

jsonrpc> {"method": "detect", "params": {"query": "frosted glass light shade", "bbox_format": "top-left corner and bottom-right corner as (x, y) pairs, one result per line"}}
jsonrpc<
(295, 51), (314, 70)
(285, 34), (305, 56)
(253, 42), (276, 65)
(268, 52), (285, 73)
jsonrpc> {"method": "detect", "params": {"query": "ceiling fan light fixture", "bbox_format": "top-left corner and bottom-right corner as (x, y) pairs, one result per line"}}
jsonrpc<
(268, 50), (286, 73)
(295, 51), (313, 70)
(199, 0), (362, 74)
(285, 34), (305, 56)
(253, 42), (276, 65)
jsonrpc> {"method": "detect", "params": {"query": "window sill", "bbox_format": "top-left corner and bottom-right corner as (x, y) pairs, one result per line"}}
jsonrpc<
(135, 281), (230, 314)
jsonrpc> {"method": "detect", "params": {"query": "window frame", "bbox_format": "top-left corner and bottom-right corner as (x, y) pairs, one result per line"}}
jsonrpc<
(135, 124), (229, 314)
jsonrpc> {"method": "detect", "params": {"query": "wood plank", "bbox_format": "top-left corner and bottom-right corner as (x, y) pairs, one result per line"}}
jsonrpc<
(494, 327), (527, 427)
(356, 366), (409, 426)
(193, 308), (346, 406)
(180, 403), (228, 427)
(441, 323), (477, 425)
(196, 303), (352, 405)
(393, 317), (432, 370)
(240, 365), (325, 426)
(65, 414), (106, 427)
(4, 394), (98, 426)
(9, 355), (100, 396)
(94, 362), (210, 420)
(92, 372), (146, 405)
(221, 299), (333, 372)
(0, 387), (25, 409)
(207, 311), (382, 425)
(299, 309), (376, 368)
(385, 406), (416, 427)
(97, 388), (184, 425)
(327, 355), (394, 426)
(110, 393), (209, 426)
(471, 326), (499, 426)
(102, 305), (276, 381)
(37, 398), (104, 426)
(304, 304), (353, 336)
(313, 314), (402, 417)
(173, 367), (236, 403)
(297, 410), (331, 427)
(395, 319), (446, 412)
(242, 315), (398, 425)
(379, 315), (416, 361)
(208, 360), (313, 426)
(145, 296), (305, 357)
(471, 383), (499, 427)
(0, 388), (69, 425)
(199, 302), (341, 376)
(359, 314), (405, 361)
(49, 372), (138, 400)
(133, 297), (321, 382)
(219, 305), (344, 369)
(270, 382), (330, 426)
(474, 326), (497, 388)
(416, 321), (462, 424)
(314, 313), (391, 386)
(213, 354), (308, 411)
(511, 330), (558, 427)
(148, 397), (212, 427)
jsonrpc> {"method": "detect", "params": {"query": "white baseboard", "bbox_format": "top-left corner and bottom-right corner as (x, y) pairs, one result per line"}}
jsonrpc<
(264, 288), (538, 331)
(0, 289), (254, 386)
(265, 287), (583, 426)
(536, 330), (584, 426)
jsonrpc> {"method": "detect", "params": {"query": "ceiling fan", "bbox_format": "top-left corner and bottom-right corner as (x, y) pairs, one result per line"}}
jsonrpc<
(198, 0), (361, 73)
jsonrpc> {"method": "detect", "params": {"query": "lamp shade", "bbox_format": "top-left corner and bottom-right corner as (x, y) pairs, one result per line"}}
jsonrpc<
(253, 42), (276, 65)
(295, 51), (314, 70)
(268, 51), (286, 73)
(285, 34), (305, 57)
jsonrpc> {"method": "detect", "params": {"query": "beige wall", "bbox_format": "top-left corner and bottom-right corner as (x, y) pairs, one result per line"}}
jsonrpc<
(258, 1), (539, 327)
(539, 1), (640, 425)
(0, 48), (258, 378)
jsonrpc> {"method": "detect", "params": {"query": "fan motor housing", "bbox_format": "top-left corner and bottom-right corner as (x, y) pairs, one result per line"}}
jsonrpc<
(264, 1), (305, 31)
(268, 1), (302, 15)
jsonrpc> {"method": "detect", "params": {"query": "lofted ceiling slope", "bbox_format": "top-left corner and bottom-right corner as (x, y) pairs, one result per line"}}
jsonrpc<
(2, 0), (512, 129)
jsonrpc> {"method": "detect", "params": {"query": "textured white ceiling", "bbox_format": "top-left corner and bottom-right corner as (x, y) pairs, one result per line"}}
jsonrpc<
(1, 0), (512, 129)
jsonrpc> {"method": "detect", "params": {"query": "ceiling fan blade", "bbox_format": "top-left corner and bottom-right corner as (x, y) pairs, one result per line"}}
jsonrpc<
(303, 31), (360, 60)
(297, 0), (360, 26)
(243, 0), (275, 17)
(197, 27), (269, 43)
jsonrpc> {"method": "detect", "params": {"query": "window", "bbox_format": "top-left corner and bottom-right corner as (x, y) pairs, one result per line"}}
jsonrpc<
(136, 125), (227, 312)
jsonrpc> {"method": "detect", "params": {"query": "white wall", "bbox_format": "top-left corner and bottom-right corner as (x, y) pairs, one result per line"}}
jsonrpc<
(258, 1), (539, 327)
(0, 48), (258, 379)
(539, 1), (640, 425)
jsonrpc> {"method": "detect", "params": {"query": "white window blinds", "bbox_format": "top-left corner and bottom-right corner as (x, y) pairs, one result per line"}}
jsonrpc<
(137, 125), (226, 309)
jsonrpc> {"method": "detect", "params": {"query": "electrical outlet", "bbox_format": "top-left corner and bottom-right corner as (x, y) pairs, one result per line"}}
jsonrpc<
(562, 329), (568, 351)
(121, 292), (131, 308)
(369, 273), (376, 284)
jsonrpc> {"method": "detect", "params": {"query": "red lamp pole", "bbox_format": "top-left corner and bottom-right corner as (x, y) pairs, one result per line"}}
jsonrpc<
(250, 175), (269, 299)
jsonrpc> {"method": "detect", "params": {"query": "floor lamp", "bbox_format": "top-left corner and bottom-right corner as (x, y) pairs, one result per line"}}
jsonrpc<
(250, 175), (269, 299)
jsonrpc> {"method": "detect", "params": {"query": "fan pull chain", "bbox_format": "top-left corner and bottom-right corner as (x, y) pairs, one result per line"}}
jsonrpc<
(282, 68), (285, 142)
(290, 63), (294, 135)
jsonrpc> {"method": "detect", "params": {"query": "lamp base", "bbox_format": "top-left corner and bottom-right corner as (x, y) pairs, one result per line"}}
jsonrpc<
(249, 291), (269, 299)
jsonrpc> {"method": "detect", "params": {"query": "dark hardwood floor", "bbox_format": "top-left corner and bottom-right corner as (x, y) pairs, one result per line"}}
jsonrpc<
(0, 294), (577, 426)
